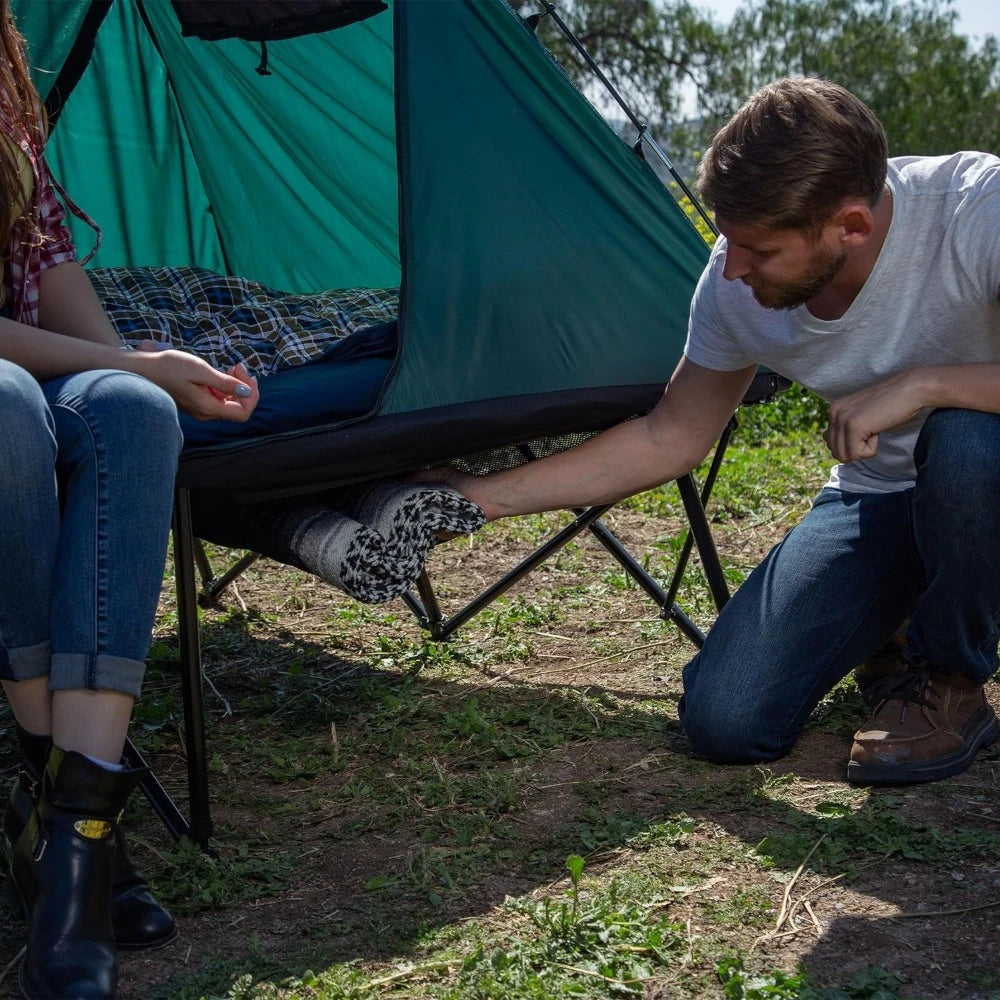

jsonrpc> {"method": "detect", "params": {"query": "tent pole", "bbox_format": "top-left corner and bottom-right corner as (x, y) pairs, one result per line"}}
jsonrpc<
(539, 1), (718, 237)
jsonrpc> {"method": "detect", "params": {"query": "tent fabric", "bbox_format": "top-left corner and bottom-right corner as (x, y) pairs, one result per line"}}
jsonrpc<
(21, 0), (399, 288)
(41, 1), (112, 127)
(15, 0), (710, 468)
(388, 0), (709, 412)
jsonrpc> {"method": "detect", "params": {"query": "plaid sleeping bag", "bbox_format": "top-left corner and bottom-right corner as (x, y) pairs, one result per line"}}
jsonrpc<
(89, 265), (399, 378)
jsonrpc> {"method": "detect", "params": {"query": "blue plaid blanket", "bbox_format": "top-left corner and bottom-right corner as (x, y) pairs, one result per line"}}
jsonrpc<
(89, 266), (398, 378)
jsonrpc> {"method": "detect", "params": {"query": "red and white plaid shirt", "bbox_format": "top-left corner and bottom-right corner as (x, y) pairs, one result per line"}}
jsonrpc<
(2, 122), (99, 327)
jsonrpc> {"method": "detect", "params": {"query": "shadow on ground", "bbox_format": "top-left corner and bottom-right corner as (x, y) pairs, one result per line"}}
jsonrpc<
(1, 604), (998, 999)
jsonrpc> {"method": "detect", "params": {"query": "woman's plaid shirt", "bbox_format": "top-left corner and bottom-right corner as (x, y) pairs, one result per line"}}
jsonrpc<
(2, 122), (98, 326)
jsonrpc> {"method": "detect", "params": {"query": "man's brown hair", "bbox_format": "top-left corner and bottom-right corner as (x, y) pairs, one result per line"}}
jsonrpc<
(697, 77), (888, 232)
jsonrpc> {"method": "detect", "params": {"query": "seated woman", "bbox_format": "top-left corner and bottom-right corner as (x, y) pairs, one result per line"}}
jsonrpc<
(0, 5), (258, 996)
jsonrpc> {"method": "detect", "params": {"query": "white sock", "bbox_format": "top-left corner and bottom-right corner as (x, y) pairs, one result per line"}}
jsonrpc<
(82, 752), (123, 772)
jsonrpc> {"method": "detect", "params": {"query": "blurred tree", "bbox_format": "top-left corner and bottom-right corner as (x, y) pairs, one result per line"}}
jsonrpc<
(697, 0), (1000, 155)
(512, 0), (1000, 168)
(507, 0), (722, 123)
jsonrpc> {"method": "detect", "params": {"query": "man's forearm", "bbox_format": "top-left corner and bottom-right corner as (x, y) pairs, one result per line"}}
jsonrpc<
(825, 363), (1000, 462)
(463, 413), (707, 520)
(461, 359), (756, 521)
(910, 363), (1000, 412)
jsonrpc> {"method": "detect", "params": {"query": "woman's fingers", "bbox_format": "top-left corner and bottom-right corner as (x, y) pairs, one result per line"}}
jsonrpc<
(124, 350), (260, 422)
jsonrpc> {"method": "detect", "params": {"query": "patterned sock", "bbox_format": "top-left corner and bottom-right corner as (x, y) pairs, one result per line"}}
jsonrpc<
(323, 481), (486, 583)
(247, 483), (484, 604)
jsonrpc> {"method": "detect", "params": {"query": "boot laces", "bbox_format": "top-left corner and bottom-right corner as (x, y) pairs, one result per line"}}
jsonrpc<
(868, 656), (936, 721)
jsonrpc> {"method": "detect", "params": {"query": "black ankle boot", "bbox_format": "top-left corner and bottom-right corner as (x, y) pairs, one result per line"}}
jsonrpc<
(2, 724), (48, 850)
(4, 724), (176, 950)
(11, 746), (145, 1000)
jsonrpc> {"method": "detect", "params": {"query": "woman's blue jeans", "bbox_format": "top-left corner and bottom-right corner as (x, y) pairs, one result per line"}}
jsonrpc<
(0, 361), (181, 698)
(679, 408), (1000, 763)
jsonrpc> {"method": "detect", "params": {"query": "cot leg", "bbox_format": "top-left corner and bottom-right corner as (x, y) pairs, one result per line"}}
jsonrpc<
(173, 487), (214, 848)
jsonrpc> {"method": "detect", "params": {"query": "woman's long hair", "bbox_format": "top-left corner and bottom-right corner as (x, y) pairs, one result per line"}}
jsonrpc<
(0, 0), (47, 300)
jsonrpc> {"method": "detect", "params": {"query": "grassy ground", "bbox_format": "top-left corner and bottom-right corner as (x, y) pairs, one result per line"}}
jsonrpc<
(2, 425), (999, 999)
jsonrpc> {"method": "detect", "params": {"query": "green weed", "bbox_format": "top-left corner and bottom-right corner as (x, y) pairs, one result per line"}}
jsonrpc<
(454, 855), (687, 997)
(736, 385), (831, 446)
(151, 837), (292, 914)
(717, 959), (905, 999)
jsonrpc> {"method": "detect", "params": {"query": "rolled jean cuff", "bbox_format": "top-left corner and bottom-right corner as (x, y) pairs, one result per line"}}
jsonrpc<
(49, 653), (145, 698)
(0, 640), (51, 681)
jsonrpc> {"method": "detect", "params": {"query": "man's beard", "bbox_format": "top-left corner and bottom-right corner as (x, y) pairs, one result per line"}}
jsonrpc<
(745, 244), (847, 310)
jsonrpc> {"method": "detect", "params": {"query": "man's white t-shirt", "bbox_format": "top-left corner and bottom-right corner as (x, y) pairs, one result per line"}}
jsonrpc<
(684, 152), (1000, 494)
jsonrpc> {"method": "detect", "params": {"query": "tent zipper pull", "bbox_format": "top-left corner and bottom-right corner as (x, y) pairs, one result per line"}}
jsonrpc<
(255, 40), (272, 76)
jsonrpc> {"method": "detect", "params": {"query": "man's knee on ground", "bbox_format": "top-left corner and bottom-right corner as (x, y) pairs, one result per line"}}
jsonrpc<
(678, 689), (790, 764)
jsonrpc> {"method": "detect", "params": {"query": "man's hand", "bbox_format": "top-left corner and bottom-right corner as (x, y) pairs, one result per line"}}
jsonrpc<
(125, 348), (259, 422)
(412, 465), (491, 516)
(824, 371), (923, 462)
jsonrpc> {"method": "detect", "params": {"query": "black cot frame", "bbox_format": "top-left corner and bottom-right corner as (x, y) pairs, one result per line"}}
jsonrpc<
(132, 372), (789, 848)
(125, 2), (786, 848)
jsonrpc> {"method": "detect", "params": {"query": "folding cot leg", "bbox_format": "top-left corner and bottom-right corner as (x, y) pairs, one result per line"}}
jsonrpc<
(401, 572), (446, 637)
(574, 418), (735, 645)
(404, 416), (740, 646)
(674, 474), (730, 611)
(403, 503), (614, 640)
(665, 417), (737, 614)
(196, 546), (262, 606)
(581, 518), (706, 646)
(193, 538), (215, 590)
(126, 738), (192, 843)
(173, 487), (214, 848)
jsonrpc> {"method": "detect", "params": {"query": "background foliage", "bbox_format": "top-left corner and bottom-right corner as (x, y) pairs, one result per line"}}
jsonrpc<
(512, 0), (993, 434)
(513, 0), (1000, 163)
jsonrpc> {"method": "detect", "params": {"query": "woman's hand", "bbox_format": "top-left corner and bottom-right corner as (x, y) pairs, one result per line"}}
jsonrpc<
(123, 346), (259, 422)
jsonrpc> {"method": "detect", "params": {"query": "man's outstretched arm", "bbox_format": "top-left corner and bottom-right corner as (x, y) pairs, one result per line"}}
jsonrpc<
(453, 358), (757, 521)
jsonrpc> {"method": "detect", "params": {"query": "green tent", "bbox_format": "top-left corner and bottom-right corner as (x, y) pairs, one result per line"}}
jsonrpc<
(14, 0), (718, 844)
(17, 0), (708, 470)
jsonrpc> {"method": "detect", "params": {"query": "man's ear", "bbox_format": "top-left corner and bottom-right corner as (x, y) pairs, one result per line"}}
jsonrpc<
(833, 199), (875, 247)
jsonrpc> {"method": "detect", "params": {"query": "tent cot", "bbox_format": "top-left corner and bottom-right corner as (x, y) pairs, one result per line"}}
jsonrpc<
(15, 0), (742, 845)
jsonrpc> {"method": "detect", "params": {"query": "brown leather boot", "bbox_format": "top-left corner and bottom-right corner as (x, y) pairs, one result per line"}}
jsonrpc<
(848, 659), (1000, 785)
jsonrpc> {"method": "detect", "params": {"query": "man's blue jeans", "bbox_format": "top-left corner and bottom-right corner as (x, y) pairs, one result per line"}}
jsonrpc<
(679, 407), (1000, 763)
(0, 361), (182, 698)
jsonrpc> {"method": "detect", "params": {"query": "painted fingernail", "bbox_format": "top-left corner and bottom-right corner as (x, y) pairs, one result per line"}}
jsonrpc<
(234, 384), (252, 398)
